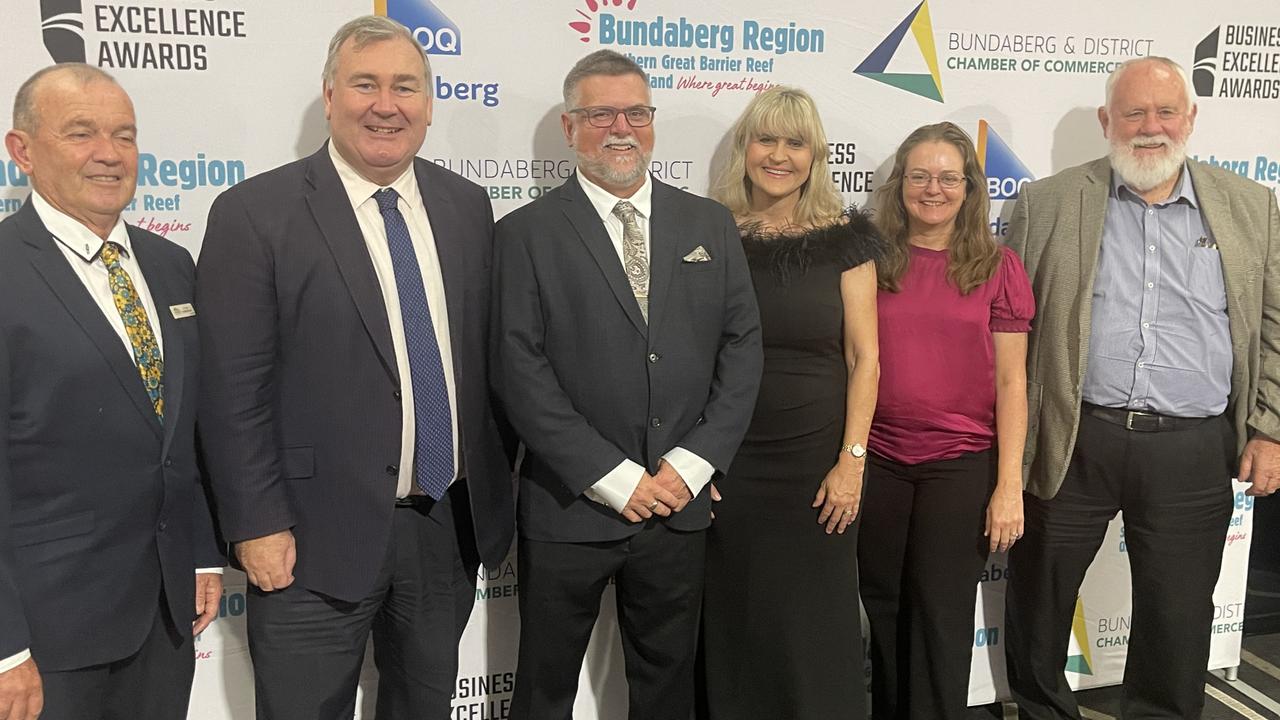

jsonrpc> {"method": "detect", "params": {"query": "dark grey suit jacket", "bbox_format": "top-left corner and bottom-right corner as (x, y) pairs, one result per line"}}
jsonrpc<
(0, 201), (221, 670)
(492, 174), (762, 542)
(197, 145), (515, 603)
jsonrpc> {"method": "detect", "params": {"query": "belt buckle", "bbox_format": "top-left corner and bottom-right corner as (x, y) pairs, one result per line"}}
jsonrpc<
(1124, 409), (1156, 431)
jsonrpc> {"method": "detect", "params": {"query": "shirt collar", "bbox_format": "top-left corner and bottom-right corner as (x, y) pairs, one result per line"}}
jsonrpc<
(31, 190), (133, 262)
(328, 141), (421, 211)
(1111, 161), (1199, 209)
(576, 170), (653, 223)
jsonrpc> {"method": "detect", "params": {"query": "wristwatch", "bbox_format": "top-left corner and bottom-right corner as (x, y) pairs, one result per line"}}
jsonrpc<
(840, 442), (867, 459)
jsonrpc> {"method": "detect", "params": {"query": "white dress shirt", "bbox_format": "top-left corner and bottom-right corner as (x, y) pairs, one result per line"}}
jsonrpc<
(329, 143), (460, 498)
(574, 172), (715, 512)
(0, 194), (220, 676)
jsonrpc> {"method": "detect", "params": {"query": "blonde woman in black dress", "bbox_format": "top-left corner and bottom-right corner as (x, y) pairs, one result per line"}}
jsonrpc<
(699, 86), (883, 719)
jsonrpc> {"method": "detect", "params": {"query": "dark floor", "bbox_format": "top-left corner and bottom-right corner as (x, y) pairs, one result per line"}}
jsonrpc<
(969, 569), (1280, 719)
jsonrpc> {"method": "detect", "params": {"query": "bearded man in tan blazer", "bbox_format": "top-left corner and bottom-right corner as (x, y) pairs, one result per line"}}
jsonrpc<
(1003, 56), (1280, 719)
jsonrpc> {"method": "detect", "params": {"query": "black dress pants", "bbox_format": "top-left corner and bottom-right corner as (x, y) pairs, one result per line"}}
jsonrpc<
(1005, 412), (1235, 720)
(246, 482), (479, 720)
(511, 523), (706, 720)
(40, 592), (194, 720)
(858, 449), (995, 719)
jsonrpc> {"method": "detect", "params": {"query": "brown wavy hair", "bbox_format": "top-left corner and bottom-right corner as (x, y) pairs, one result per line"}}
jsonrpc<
(873, 122), (1000, 295)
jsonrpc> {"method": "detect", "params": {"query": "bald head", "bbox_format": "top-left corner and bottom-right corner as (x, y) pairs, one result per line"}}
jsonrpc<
(13, 63), (120, 134)
(1104, 57), (1194, 114)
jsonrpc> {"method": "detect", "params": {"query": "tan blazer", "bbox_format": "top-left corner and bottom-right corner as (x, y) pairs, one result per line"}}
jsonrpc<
(1007, 156), (1280, 500)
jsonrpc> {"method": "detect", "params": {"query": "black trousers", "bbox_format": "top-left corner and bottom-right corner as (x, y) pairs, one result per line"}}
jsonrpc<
(857, 450), (995, 720)
(511, 523), (706, 720)
(1005, 412), (1235, 720)
(246, 482), (479, 720)
(40, 592), (193, 720)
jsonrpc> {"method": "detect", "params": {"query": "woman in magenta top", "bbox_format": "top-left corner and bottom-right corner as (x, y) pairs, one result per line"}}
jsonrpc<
(858, 121), (1034, 719)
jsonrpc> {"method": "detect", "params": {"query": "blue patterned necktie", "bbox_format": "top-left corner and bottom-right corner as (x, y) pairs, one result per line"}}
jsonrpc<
(374, 188), (453, 500)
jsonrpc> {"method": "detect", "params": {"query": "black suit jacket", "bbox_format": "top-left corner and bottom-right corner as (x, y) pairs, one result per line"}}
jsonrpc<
(196, 145), (514, 603)
(492, 175), (762, 542)
(0, 201), (221, 671)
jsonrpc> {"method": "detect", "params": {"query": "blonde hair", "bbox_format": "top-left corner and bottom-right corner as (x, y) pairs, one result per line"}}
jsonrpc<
(873, 122), (1000, 295)
(712, 86), (843, 227)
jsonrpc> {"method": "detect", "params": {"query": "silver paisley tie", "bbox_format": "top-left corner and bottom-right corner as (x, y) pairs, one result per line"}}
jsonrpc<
(611, 200), (649, 322)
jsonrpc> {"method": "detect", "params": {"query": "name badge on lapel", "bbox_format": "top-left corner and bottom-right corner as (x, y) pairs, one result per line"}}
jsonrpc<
(169, 303), (196, 319)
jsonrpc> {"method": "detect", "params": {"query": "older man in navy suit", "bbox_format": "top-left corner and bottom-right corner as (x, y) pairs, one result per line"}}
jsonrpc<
(0, 64), (223, 720)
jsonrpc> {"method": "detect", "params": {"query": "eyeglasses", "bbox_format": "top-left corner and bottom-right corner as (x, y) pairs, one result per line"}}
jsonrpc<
(568, 105), (657, 128)
(905, 171), (967, 189)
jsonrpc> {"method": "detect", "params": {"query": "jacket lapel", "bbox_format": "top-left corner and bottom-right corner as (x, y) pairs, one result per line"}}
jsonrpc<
(16, 203), (162, 439)
(1188, 162), (1251, 408)
(415, 159), (466, 372)
(132, 231), (183, 453)
(559, 175), (647, 337)
(645, 180), (678, 333)
(1075, 158), (1110, 376)
(303, 146), (398, 382)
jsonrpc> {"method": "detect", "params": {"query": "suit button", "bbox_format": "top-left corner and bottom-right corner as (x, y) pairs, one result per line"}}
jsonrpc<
(386, 465), (399, 475)
(393, 389), (402, 401)
(158, 520), (167, 532)
(163, 457), (173, 468)
(651, 417), (661, 428)
(648, 353), (660, 363)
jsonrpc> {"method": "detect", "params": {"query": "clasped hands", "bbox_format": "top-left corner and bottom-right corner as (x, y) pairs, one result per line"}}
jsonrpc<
(621, 460), (692, 523)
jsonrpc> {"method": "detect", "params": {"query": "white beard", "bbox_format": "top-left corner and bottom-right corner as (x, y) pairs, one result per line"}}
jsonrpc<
(575, 132), (651, 188)
(1109, 133), (1186, 193)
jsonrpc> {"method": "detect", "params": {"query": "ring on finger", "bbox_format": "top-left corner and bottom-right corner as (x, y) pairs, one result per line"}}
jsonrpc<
(648, 500), (659, 511)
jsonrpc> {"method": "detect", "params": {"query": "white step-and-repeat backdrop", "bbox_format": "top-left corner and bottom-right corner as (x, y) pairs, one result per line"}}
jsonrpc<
(2, 0), (1275, 717)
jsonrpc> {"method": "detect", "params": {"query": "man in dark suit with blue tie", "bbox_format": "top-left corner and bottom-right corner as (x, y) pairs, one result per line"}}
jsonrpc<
(493, 50), (762, 720)
(196, 15), (514, 720)
(0, 64), (223, 720)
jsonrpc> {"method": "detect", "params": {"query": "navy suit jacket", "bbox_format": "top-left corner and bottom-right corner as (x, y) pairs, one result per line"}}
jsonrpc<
(0, 201), (221, 671)
(197, 145), (514, 603)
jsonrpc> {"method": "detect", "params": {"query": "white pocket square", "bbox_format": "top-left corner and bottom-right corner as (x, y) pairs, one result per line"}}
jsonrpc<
(682, 246), (712, 263)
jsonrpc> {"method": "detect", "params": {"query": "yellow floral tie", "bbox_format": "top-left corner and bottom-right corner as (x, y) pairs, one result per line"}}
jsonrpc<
(100, 242), (164, 422)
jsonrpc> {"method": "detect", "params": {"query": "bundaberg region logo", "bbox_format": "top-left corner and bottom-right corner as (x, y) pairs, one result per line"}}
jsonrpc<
(377, 0), (461, 55)
(978, 120), (1034, 200)
(1065, 596), (1094, 675)
(853, 1), (943, 102)
(568, 0), (639, 43)
(41, 0), (87, 63)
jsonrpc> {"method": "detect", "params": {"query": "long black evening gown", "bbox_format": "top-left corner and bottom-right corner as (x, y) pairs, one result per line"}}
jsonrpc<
(701, 209), (883, 719)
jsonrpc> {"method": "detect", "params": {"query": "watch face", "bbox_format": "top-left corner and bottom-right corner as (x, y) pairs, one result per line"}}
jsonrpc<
(852, 443), (867, 458)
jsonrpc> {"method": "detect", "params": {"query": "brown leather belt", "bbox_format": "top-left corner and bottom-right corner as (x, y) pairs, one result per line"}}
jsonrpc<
(1081, 403), (1215, 432)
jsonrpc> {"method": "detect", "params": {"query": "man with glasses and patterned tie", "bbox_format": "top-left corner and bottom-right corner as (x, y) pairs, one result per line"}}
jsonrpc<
(196, 15), (514, 720)
(0, 64), (223, 720)
(492, 49), (762, 720)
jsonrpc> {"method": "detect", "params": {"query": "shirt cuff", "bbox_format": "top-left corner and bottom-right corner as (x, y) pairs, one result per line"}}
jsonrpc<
(196, 567), (225, 574)
(663, 447), (715, 497)
(0, 649), (31, 674)
(587, 459), (645, 513)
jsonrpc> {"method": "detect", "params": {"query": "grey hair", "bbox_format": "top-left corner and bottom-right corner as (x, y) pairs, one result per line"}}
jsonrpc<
(1104, 56), (1195, 111)
(562, 49), (649, 109)
(13, 63), (119, 133)
(322, 15), (432, 92)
